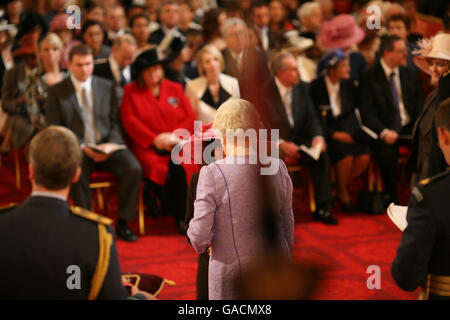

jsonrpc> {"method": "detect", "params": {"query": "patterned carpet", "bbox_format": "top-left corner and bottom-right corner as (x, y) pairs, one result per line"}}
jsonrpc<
(0, 151), (419, 300)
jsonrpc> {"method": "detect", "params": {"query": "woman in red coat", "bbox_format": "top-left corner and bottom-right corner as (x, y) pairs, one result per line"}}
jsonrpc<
(120, 47), (196, 229)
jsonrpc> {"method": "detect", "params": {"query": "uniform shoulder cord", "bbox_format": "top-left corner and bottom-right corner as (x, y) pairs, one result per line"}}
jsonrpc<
(88, 224), (113, 300)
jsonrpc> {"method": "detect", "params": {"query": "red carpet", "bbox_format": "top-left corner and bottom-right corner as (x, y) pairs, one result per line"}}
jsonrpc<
(0, 152), (419, 300)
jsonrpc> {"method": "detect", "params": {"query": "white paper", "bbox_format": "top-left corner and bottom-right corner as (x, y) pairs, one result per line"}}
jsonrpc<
(298, 140), (324, 161)
(387, 203), (408, 231)
(354, 109), (378, 140)
(87, 143), (126, 155)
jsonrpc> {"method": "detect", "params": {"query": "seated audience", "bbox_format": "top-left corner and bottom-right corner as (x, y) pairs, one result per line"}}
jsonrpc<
(282, 31), (316, 83)
(201, 7), (227, 51)
(407, 33), (450, 187)
(356, 9), (382, 69)
(187, 98), (294, 300)
(0, 19), (16, 99)
(310, 50), (370, 211)
(250, 0), (275, 54)
(84, 2), (106, 24)
(103, 4), (128, 46)
(185, 45), (240, 123)
(358, 35), (424, 204)
(1, 34), (39, 151)
(179, 1), (202, 35)
(318, 14), (367, 81)
(130, 13), (153, 54)
(45, 44), (142, 242)
(120, 45), (196, 232)
(49, 13), (82, 69)
(148, 0), (181, 45)
(81, 20), (112, 61)
(268, 0), (295, 33)
(261, 51), (338, 225)
(0, 125), (151, 300)
(297, 1), (323, 41)
(94, 34), (137, 103)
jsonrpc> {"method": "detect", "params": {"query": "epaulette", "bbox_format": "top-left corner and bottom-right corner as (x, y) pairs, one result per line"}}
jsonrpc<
(413, 170), (450, 202)
(70, 206), (113, 226)
(442, 70), (450, 78)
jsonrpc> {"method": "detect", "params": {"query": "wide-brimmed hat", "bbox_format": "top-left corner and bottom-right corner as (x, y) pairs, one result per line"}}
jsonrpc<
(413, 33), (450, 75)
(319, 14), (365, 49)
(12, 33), (38, 58)
(284, 30), (314, 53)
(317, 49), (346, 75)
(131, 29), (187, 78)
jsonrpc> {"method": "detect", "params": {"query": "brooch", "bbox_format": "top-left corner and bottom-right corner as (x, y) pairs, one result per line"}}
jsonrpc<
(168, 97), (179, 107)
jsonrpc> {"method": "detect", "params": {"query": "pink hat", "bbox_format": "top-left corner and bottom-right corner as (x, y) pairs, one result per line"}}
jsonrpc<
(50, 13), (70, 32)
(319, 14), (365, 49)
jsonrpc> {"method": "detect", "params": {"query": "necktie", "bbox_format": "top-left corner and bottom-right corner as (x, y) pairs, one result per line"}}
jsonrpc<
(390, 72), (402, 132)
(284, 89), (294, 128)
(81, 87), (96, 145)
(120, 69), (127, 87)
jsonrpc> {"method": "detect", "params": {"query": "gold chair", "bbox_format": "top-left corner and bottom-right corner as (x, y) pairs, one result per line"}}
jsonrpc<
(89, 171), (146, 235)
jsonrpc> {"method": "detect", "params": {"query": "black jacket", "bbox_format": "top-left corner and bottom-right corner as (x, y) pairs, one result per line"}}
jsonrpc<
(260, 79), (324, 145)
(45, 76), (124, 145)
(0, 196), (127, 299)
(357, 62), (424, 135)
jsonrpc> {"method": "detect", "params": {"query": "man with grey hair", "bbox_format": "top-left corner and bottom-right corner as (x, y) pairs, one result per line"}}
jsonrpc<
(297, 1), (323, 38)
(221, 17), (249, 78)
(260, 51), (337, 225)
(0, 126), (152, 299)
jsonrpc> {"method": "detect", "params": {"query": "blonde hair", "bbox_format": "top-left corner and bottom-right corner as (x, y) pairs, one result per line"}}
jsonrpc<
(113, 33), (137, 48)
(213, 98), (261, 137)
(39, 32), (63, 51)
(195, 44), (225, 76)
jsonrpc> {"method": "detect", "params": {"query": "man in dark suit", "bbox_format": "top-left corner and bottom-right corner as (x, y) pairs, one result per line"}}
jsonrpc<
(94, 34), (136, 104)
(148, 0), (181, 45)
(103, 4), (129, 47)
(358, 35), (424, 204)
(250, 0), (276, 54)
(392, 98), (450, 300)
(45, 44), (142, 242)
(0, 126), (151, 299)
(262, 51), (337, 225)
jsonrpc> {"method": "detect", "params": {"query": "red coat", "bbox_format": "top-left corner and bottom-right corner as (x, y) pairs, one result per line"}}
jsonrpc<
(120, 79), (196, 185)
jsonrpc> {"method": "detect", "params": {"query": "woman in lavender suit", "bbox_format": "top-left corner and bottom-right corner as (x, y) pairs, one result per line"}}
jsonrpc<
(187, 98), (294, 300)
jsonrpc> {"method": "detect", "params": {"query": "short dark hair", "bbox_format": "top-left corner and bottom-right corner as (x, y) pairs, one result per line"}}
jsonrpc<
(80, 19), (104, 37)
(29, 126), (82, 190)
(387, 13), (411, 31)
(69, 44), (93, 61)
(130, 13), (150, 28)
(435, 98), (450, 131)
(161, 0), (179, 8)
(251, 0), (269, 12)
(380, 34), (403, 54)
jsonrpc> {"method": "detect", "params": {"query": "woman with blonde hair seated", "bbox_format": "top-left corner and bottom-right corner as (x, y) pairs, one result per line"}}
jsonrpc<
(185, 44), (240, 123)
(187, 98), (294, 300)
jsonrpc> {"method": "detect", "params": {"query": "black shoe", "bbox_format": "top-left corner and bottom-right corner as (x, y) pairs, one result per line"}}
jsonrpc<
(341, 202), (356, 213)
(116, 223), (138, 242)
(312, 209), (338, 225)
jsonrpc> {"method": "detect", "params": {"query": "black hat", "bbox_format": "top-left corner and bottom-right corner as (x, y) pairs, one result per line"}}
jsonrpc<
(131, 30), (187, 79)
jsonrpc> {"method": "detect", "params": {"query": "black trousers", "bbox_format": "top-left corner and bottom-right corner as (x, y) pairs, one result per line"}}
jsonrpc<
(298, 150), (333, 211)
(70, 149), (142, 222)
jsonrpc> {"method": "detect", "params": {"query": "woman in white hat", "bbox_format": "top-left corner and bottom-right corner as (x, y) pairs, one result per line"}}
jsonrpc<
(407, 33), (450, 187)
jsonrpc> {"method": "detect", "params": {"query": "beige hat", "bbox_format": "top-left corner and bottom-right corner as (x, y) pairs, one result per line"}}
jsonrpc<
(413, 33), (450, 75)
(284, 30), (314, 53)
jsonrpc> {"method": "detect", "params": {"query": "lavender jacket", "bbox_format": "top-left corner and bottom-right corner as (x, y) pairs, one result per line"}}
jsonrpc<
(187, 156), (294, 300)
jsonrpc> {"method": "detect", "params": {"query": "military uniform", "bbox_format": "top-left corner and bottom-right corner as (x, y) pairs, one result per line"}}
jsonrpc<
(0, 195), (129, 299)
(392, 169), (450, 300)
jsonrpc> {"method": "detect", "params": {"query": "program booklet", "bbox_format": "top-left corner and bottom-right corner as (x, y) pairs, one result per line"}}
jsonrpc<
(298, 140), (324, 161)
(87, 143), (127, 155)
(387, 203), (408, 231)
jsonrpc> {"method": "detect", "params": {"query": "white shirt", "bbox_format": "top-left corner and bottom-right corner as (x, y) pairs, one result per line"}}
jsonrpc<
(255, 26), (269, 51)
(324, 76), (342, 117)
(380, 58), (411, 128)
(109, 55), (130, 85)
(275, 77), (294, 128)
(31, 191), (67, 202)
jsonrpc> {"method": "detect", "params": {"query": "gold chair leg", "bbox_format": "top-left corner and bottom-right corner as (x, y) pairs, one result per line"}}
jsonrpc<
(14, 149), (20, 190)
(139, 182), (145, 235)
(96, 188), (104, 211)
(308, 178), (316, 213)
